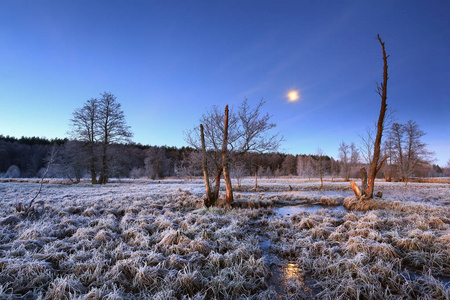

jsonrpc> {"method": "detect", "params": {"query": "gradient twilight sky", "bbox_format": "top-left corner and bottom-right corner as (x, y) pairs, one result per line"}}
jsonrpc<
(1, 1), (449, 165)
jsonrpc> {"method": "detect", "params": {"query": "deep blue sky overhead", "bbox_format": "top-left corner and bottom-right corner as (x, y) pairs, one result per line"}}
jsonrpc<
(1, 1), (449, 165)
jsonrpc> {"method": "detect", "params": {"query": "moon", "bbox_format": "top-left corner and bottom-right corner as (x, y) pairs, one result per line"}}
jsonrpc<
(287, 90), (300, 102)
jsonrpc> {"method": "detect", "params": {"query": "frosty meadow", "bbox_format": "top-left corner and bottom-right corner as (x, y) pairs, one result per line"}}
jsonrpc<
(0, 178), (449, 299)
(1, 3), (450, 298)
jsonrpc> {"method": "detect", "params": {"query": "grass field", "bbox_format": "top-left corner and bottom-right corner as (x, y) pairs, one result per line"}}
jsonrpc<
(0, 178), (449, 299)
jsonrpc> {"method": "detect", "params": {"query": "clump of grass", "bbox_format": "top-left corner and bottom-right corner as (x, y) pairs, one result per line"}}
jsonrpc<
(395, 237), (425, 251)
(82, 207), (100, 217)
(403, 250), (450, 276)
(438, 233), (450, 245)
(411, 271), (450, 299)
(133, 264), (162, 290)
(297, 217), (318, 230)
(45, 275), (84, 300)
(18, 227), (42, 240)
(123, 228), (151, 248)
(311, 227), (332, 239)
(347, 228), (382, 242)
(319, 196), (341, 205)
(429, 216), (448, 230)
(343, 196), (392, 211)
(344, 236), (398, 259)
(189, 238), (211, 256)
(175, 265), (204, 296)
(81, 286), (105, 299)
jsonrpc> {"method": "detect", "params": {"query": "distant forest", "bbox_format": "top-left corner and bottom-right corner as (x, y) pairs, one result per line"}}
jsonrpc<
(0, 135), (447, 181)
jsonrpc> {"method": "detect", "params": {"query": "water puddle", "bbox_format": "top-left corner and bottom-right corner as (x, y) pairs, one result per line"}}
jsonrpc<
(258, 235), (315, 298)
(273, 204), (347, 216)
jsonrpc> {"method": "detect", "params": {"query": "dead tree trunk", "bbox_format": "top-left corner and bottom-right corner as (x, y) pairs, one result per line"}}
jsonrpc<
(350, 34), (389, 199)
(366, 34), (388, 198)
(213, 168), (222, 202)
(200, 124), (213, 207)
(360, 168), (368, 192)
(222, 105), (233, 203)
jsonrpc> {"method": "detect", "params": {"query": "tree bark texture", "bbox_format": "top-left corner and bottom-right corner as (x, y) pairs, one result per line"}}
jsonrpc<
(89, 143), (97, 184)
(222, 105), (233, 203)
(213, 168), (222, 203)
(360, 167), (368, 192)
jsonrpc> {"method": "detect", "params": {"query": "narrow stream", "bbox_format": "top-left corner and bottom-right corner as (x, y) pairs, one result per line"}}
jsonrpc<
(273, 204), (347, 216)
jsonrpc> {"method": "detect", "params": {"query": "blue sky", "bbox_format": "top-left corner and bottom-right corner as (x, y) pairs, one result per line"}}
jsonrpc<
(1, 1), (449, 165)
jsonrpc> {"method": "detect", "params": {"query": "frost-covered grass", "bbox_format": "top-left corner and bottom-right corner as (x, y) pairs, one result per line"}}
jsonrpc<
(0, 178), (449, 299)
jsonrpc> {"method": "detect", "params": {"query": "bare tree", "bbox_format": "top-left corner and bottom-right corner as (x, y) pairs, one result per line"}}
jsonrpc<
(70, 98), (99, 183)
(389, 120), (434, 185)
(305, 155), (315, 181)
(144, 146), (171, 180)
(175, 151), (202, 179)
(359, 126), (375, 167)
(15, 145), (58, 217)
(329, 157), (340, 181)
(59, 140), (86, 183)
(231, 162), (246, 188)
(350, 143), (360, 177)
(338, 142), (350, 181)
(381, 137), (395, 182)
(97, 92), (133, 184)
(70, 93), (132, 184)
(339, 142), (358, 180)
(444, 160), (450, 177)
(351, 34), (389, 199)
(185, 99), (281, 206)
(315, 148), (325, 189)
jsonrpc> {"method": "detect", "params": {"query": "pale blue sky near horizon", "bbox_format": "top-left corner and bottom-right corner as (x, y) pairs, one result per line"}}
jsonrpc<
(1, 1), (449, 165)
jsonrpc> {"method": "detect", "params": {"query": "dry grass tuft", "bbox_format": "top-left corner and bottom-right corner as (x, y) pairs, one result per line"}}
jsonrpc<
(158, 229), (182, 246)
(82, 207), (100, 217)
(344, 196), (393, 211)
(189, 238), (211, 256)
(297, 217), (318, 230)
(311, 227), (332, 239)
(395, 237), (425, 251)
(45, 276), (84, 300)
(429, 217), (448, 230)
(344, 236), (398, 259)
(133, 265), (161, 289)
(438, 233), (450, 245)
(94, 229), (113, 243)
(319, 196), (341, 205)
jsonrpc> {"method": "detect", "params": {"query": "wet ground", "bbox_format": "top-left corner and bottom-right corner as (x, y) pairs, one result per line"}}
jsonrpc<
(258, 234), (316, 299)
(249, 203), (345, 298)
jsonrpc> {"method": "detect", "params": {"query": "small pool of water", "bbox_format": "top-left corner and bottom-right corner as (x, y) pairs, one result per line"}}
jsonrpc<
(274, 204), (347, 216)
(257, 235), (315, 298)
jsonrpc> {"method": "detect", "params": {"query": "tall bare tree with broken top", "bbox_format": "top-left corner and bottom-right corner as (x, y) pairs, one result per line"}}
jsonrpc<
(350, 34), (389, 199)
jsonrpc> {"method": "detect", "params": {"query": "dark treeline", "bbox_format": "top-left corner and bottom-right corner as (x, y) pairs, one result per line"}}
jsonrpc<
(0, 135), (447, 180)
